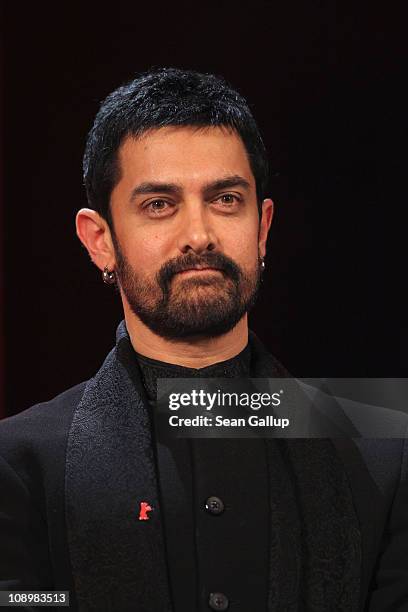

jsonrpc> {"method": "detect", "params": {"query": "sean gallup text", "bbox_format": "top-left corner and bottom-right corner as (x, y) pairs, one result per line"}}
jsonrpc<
(168, 415), (290, 428)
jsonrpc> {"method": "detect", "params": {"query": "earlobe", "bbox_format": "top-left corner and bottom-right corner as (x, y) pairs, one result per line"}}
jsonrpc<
(75, 208), (115, 271)
(258, 198), (274, 257)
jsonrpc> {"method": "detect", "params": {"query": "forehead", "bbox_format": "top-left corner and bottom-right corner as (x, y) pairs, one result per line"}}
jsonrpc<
(116, 126), (255, 188)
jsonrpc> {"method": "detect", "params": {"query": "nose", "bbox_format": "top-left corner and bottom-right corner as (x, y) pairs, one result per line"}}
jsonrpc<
(176, 203), (217, 255)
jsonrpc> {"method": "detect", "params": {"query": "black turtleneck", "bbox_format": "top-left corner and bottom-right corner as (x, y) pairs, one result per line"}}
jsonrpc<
(131, 343), (269, 612)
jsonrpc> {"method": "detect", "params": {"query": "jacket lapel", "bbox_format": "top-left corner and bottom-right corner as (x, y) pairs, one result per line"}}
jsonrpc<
(250, 330), (362, 610)
(65, 329), (172, 611)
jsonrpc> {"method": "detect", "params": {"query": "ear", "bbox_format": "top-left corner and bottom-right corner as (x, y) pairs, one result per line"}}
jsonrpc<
(76, 208), (116, 272)
(258, 198), (274, 258)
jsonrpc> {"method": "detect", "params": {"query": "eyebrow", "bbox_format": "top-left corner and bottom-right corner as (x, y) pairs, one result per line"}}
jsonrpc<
(129, 174), (251, 203)
(202, 175), (251, 198)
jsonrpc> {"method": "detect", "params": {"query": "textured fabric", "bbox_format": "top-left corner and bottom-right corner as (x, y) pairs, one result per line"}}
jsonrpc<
(131, 322), (362, 609)
(135, 344), (270, 610)
(65, 349), (172, 611)
(2, 322), (408, 610)
(135, 342), (252, 401)
(62, 320), (363, 610)
(282, 440), (361, 610)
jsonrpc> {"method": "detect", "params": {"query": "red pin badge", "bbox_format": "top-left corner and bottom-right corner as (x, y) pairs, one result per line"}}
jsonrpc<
(139, 501), (153, 521)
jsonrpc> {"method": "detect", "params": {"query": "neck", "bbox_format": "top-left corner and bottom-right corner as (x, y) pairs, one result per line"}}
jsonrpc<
(123, 306), (249, 368)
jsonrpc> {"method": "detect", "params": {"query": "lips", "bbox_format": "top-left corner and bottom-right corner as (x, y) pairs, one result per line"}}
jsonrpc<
(177, 266), (221, 274)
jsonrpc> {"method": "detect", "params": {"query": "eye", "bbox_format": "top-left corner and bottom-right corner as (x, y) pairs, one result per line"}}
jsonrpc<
(214, 193), (241, 208)
(144, 199), (173, 215)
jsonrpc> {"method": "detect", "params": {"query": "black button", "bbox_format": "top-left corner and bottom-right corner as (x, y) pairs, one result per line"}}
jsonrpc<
(205, 496), (225, 515)
(208, 592), (229, 610)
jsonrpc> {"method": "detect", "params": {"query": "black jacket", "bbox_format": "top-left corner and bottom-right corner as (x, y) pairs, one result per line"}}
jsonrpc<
(1, 322), (408, 611)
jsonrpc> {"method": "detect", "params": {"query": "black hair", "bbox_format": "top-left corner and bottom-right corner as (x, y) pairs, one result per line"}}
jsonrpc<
(83, 67), (269, 226)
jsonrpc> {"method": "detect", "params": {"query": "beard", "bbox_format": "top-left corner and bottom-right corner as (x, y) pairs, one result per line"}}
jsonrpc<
(113, 239), (262, 341)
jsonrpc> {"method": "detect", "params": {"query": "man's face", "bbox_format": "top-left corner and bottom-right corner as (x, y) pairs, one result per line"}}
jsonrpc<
(109, 126), (270, 341)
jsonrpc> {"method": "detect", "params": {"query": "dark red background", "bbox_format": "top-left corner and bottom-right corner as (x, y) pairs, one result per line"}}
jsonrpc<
(1, 3), (406, 418)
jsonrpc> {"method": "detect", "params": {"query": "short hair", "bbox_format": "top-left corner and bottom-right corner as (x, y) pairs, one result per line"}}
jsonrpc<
(83, 67), (269, 226)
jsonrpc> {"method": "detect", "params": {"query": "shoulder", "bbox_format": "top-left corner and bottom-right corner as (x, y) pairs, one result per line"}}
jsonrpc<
(0, 380), (88, 432)
(333, 437), (407, 514)
(0, 380), (89, 466)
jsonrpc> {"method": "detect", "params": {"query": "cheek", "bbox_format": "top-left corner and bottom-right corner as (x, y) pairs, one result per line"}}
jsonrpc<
(119, 230), (170, 272)
(226, 227), (259, 268)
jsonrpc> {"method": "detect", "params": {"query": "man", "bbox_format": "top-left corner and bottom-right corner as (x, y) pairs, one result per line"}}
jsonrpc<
(0, 68), (407, 611)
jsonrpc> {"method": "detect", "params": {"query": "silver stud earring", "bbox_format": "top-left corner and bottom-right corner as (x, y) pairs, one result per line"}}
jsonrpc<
(260, 257), (266, 272)
(102, 266), (116, 285)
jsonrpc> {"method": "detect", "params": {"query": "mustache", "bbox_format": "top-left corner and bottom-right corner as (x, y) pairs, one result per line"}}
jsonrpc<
(157, 252), (242, 292)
